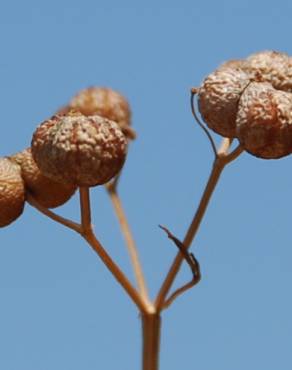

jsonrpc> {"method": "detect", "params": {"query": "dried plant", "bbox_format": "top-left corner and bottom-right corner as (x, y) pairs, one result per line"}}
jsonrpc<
(2, 52), (292, 369)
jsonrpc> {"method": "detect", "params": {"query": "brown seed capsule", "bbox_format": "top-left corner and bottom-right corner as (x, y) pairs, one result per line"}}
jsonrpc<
(0, 158), (25, 227)
(244, 50), (290, 91)
(67, 87), (135, 140)
(198, 67), (250, 137)
(236, 82), (292, 159)
(31, 112), (128, 187)
(10, 148), (76, 208)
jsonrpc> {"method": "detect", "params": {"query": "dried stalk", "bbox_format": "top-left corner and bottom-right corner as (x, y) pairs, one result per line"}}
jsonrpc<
(107, 186), (151, 308)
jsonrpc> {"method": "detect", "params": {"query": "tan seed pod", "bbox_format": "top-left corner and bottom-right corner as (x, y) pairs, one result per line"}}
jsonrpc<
(0, 157), (25, 227)
(236, 82), (292, 159)
(198, 66), (250, 137)
(31, 112), (128, 187)
(10, 148), (76, 208)
(67, 87), (135, 140)
(219, 59), (248, 71)
(243, 50), (290, 91)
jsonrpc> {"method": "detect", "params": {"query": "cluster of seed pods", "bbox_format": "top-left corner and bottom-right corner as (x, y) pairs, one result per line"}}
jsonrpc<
(0, 87), (130, 227)
(198, 50), (292, 159)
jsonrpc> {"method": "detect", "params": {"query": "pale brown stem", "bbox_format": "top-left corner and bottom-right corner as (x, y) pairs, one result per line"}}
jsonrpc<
(155, 138), (242, 310)
(79, 187), (92, 232)
(27, 193), (82, 234)
(78, 187), (150, 313)
(83, 230), (149, 313)
(141, 313), (161, 370)
(107, 187), (151, 307)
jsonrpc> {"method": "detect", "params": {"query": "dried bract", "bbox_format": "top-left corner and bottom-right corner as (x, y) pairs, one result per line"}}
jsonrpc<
(0, 158), (25, 227)
(236, 82), (292, 159)
(198, 67), (250, 137)
(31, 112), (128, 187)
(10, 148), (76, 208)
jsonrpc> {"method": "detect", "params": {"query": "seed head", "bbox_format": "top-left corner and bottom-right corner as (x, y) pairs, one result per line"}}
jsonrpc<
(31, 112), (128, 187)
(67, 87), (135, 139)
(198, 67), (250, 137)
(10, 148), (76, 208)
(0, 158), (25, 227)
(236, 82), (292, 159)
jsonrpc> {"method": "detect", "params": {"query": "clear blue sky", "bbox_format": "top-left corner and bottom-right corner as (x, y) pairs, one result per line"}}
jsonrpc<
(1, 1), (292, 369)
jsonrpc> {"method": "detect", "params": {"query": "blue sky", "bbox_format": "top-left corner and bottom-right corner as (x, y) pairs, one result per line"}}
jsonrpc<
(1, 1), (292, 369)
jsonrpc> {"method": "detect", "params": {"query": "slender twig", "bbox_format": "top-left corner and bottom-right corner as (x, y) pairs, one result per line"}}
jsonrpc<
(79, 187), (92, 232)
(190, 88), (217, 158)
(27, 193), (82, 234)
(106, 186), (151, 307)
(163, 280), (198, 310)
(155, 137), (242, 310)
(83, 230), (151, 313)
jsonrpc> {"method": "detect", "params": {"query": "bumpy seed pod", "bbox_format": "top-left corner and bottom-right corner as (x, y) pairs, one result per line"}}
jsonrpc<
(236, 82), (292, 159)
(198, 67), (250, 137)
(67, 87), (135, 140)
(0, 158), (25, 227)
(10, 148), (76, 208)
(219, 59), (247, 71)
(31, 112), (128, 187)
(244, 50), (290, 91)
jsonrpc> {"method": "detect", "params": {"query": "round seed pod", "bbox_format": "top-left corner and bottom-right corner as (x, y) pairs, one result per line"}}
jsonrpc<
(0, 157), (25, 227)
(244, 50), (290, 91)
(31, 112), (128, 187)
(198, 67), (250, 137)
(68, 87), (135, 140)
(236, 82), (292, 159)
(10, 148), (76, 208)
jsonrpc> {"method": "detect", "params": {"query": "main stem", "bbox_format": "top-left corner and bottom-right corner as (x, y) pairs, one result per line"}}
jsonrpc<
(142, 313), (161, 370)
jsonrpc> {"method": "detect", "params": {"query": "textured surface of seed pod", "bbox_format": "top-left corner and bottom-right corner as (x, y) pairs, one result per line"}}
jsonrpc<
(10, 148), (76, 208)
(244, 50), (290, 91)
(236, 82), (292, 159)
(219, 59), (247, 71)
(31, 112), (128, 187)
(0, 158), (25, 227)
(198, 67), (250, 137)
(68, 87), (135, 139)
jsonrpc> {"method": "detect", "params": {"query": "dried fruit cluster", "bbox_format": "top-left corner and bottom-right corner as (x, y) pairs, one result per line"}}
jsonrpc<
(0, 87), (130, 227)
(198, 50), (292, 159)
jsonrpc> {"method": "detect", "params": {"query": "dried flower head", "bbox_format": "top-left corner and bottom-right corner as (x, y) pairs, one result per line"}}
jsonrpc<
(67, 87), (135, 140)
(236, 82), (292, 159)
(198, 67), (250, 137)
(0, 158), (25, 227)
(31, 112), (128, 187)
(10, 148), (76, 208)
(244, 50), (291, 91)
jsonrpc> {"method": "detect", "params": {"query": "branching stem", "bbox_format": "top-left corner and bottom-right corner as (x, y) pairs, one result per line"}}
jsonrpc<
(107, 186), (151, 309)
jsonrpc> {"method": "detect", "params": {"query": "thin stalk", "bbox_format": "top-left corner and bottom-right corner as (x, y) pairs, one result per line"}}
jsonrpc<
(107, 187), (151, 307)
(78, 187), (150, 313)
(155, 157), (226, 309)
(155, 138), (243, 310)
(141, 313), (161, 370)
(27, 193), (82, 234)
(79, 187), (92, 231)
(83, 230), (149, 313)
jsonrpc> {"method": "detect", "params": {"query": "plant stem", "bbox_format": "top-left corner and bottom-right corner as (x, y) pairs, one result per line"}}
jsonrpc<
(141, 312), (161, 370)
(155, 139), (243, 310)
(83, 230), (150, 313)
(107, 187), (151, 307)
(155, 157), (225, 309)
